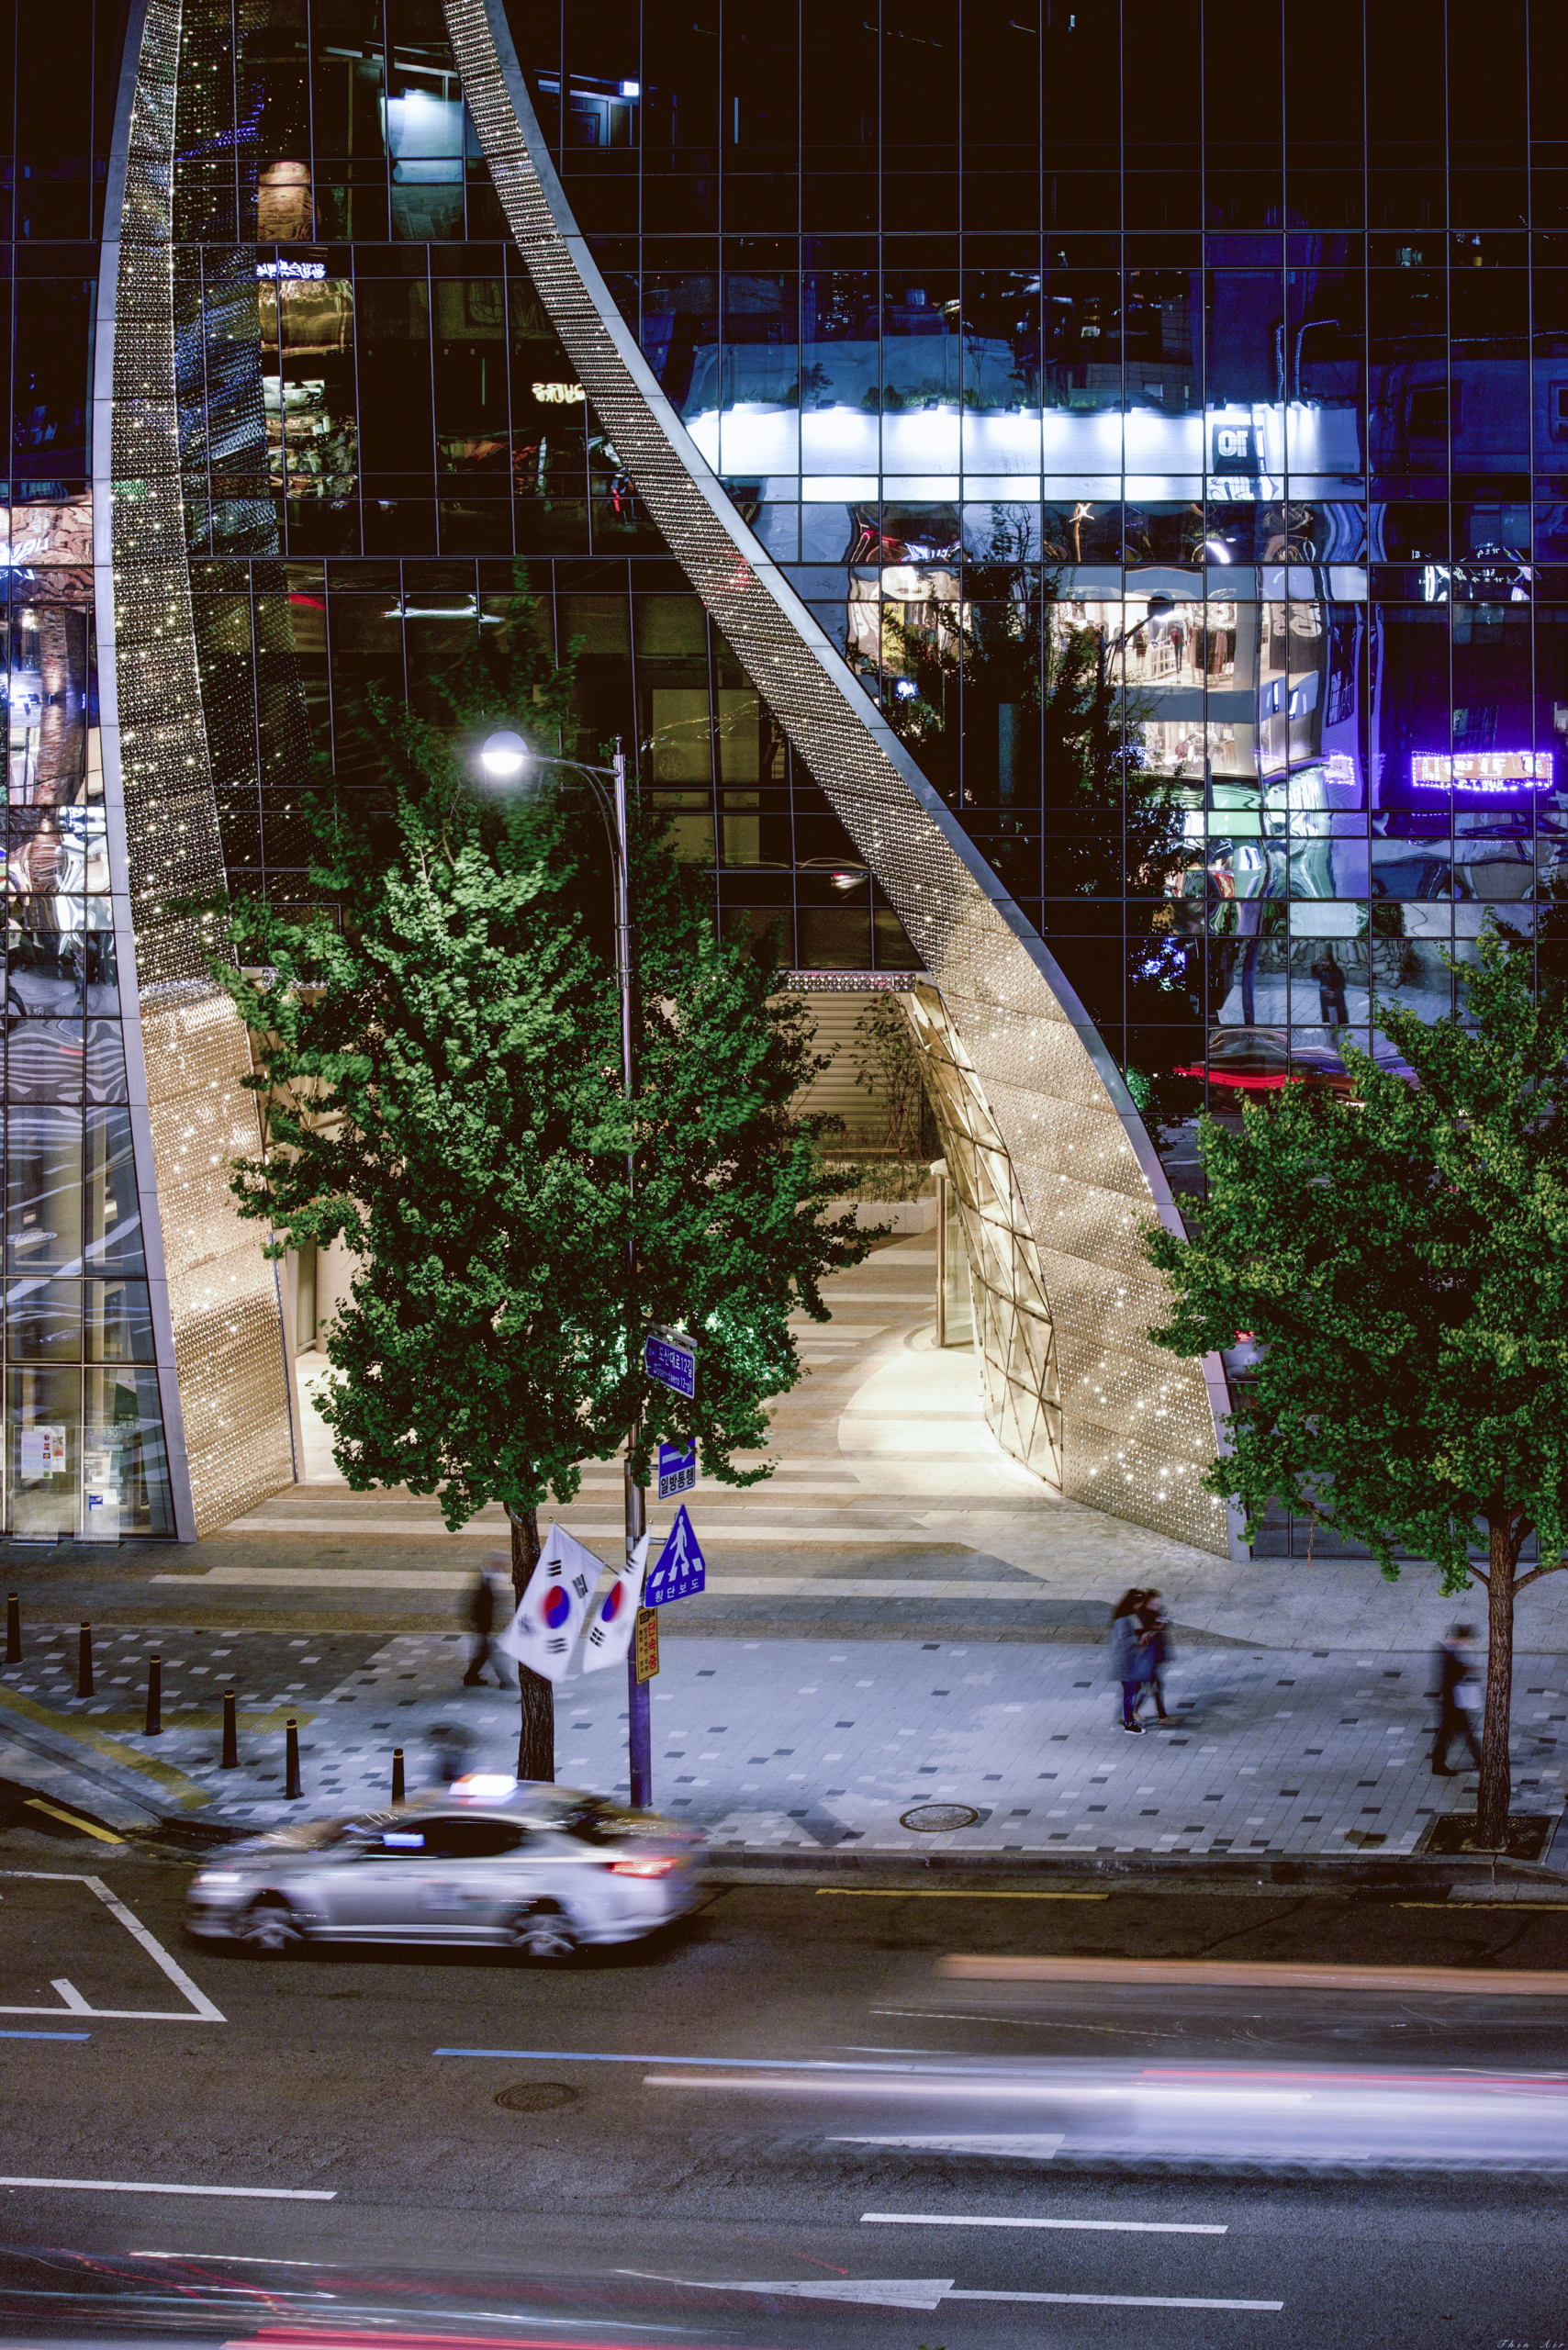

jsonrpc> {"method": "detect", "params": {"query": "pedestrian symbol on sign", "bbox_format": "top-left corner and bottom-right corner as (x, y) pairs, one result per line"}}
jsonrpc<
(644, 1504), (706, 1605)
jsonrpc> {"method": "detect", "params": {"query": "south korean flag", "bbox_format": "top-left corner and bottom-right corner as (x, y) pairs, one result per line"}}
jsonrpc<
(581, 1532), (650, 1674)
(498, 1523), (603, 1683)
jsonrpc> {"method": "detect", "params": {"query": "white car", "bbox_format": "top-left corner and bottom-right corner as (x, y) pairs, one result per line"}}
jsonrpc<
(187, 1777), (703, 1960)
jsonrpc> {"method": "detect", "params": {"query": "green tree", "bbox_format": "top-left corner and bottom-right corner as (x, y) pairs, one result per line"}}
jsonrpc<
(215, 592), (872, 1781)
(849, 992), (928, 1200)
(1145, 929), (1568, 1848)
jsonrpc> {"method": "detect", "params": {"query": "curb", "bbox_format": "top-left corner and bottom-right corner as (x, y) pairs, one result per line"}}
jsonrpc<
(700, 1844), (1568, 1896)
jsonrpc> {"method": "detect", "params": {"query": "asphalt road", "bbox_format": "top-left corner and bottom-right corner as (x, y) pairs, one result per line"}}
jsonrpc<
(0, 1837), (1564, 2349)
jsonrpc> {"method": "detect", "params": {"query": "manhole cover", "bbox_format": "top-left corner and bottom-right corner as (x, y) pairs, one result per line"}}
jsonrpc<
(494, 2081), (579, 2113)
(900, 1803), (980, 1833)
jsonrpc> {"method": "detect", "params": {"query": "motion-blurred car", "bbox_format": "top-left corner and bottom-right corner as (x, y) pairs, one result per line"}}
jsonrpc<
(187, 1777), (702, 1960)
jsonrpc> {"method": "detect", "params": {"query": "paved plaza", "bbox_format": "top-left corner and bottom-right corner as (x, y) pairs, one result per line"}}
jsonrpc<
(4, 1622), (1563, 1859)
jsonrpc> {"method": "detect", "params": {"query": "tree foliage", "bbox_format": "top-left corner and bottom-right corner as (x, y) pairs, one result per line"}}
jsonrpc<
(212, 588), (874, 1776)
(1146, 929), (1568, 1843)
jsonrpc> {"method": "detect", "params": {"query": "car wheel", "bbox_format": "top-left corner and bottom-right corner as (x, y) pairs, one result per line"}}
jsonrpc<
(239, 1897), (302, 1956)
(506, 1903), (577, 1963)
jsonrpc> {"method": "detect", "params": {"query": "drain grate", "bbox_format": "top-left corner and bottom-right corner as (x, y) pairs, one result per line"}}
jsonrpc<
(900, 1803), (980, 1833)
(494, 2081), (580, 2113)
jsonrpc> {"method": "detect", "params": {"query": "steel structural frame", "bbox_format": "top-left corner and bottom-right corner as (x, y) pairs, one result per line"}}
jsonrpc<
(465, 2), (1234, 1554)
(93, 0), (297, 1537)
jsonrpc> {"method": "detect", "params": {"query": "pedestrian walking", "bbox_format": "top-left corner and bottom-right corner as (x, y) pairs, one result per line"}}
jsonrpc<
(463, 1557), (510, 1686)
(1140, 1589), (1173, 1723)
(1109, 1589), (1155, 1733)
(1432, 1621), (1483, 1775)
(1310, 949), (1350, 1027)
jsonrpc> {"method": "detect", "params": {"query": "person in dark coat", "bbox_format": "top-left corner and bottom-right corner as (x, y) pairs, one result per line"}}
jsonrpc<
(464, 1564), (500, 1686)
(1108, 1589), (1154, 1732)
(1432, 1622), (1483, 1775)
(1310, 950), (1350, 1026)
(1140, 1589), (1173, 1723)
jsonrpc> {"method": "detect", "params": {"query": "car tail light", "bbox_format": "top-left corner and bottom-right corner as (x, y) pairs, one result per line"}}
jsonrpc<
(606, 1855), (682, 1877)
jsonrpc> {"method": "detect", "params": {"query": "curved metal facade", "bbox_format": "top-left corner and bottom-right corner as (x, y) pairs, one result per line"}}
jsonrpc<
(97, 0), (297, 1536)
(443, 0), (1232, 1556)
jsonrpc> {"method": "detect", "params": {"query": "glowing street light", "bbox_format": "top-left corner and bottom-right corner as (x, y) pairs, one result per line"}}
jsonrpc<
(479, 728), (529, 779)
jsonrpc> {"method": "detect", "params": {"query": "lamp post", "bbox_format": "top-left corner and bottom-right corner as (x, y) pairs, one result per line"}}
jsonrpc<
(478, 730), (653, 1810)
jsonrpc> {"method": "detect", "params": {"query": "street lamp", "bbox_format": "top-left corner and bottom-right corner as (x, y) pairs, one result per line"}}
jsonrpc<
(477, 732), (653, 1808)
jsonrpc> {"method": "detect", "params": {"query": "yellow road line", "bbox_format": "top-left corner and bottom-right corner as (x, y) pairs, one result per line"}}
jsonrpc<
(23, 1798), (122, 1845)
(944, 1953), (1568, 1995)
(816, 1887), (1108, 1902)
(0, 1690), (210, 1809)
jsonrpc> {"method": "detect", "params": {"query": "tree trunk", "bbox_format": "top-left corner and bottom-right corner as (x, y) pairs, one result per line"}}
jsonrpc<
(1477, 1511), (1517, 1848)
(507, 1503), (554, 1785)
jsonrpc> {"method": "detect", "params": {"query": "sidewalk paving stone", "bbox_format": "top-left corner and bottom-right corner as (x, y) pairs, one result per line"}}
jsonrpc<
(8, 1628), (1562, 1859)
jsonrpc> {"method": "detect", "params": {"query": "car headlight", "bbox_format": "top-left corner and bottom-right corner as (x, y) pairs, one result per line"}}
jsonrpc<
(194, 1871), (242, 1886)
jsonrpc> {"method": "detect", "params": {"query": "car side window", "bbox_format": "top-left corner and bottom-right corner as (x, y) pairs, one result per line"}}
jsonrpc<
(422, 1818), (528, 1860)
(360, 1830), (428, 1858)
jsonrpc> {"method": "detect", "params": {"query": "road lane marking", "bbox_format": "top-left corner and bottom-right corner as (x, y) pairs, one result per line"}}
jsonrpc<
(819, 1888), (1107, 1902)
(863, 2211), (1226, 2234)
(25, 1800), (122, 1844)
(615, 2270), (953, 2311)
(437, 2047), (961, 2071)
(0, 2177), (333, 2199)
(0, 1873), (225, 2024)
(947, 2290), (1281, 2311)
(838, 2133), (1066, 2158)
(613, 2273), (1279, 2314)
(944, 1954), (1568, 1996)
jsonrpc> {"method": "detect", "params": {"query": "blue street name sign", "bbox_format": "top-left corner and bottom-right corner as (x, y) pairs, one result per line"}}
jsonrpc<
(644, 1504), (706, 1605)
(644, 1328), (697, 1400)
(657, 1439), (697, 1501)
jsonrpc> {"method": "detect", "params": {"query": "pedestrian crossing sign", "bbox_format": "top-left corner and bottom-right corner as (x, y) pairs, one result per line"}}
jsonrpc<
(644, 1503), (706, 1605)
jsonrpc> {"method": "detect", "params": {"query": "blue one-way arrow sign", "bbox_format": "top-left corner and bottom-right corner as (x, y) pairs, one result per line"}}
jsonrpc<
(644, 1504), (706, 1605)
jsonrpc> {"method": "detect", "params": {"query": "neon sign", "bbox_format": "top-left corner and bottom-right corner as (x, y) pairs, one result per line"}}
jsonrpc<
(1410, 750), (1553, 795)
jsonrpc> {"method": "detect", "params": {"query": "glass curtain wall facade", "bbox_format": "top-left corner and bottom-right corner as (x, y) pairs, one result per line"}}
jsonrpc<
(96, 0), (1568, 1550)
(510, 0), (1568, 1197)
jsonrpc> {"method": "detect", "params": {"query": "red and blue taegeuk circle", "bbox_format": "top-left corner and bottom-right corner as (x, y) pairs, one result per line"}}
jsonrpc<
(543, 1586), (572, 1629)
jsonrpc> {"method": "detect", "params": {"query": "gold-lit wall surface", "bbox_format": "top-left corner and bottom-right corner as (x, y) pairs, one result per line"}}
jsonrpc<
(446, 0), (1233, 1558)
(101, 0), (297, 1535)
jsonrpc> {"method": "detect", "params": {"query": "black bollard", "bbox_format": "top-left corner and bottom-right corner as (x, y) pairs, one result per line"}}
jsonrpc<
(77, 1621), (94, 1698)
(220, 1689), (238, 1769)
(391, 1746), (405, 1803)
(144, 1653), (162, 1737)
(285, 1717), (301, 1800)
(6, 1593), (18, 1664)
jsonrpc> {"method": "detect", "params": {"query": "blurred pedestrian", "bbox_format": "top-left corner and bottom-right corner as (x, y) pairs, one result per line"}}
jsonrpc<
(463, 1557), (510, 1686)
(1109, 1589), (1154, 1733)
(1432, 1622), (1483, 1776)
(1140, 1590), (1173, 1723)
(1310, 949), (1350, 1026)
(429, 1721), (471, 1785)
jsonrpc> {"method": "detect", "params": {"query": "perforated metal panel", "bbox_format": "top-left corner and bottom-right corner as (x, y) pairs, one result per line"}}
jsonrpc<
(446, 0), (1233, 1557)
(102, 0), (296, 1535)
